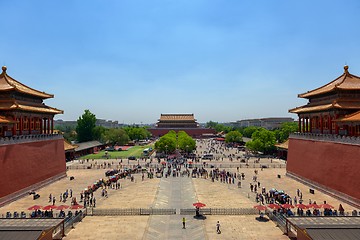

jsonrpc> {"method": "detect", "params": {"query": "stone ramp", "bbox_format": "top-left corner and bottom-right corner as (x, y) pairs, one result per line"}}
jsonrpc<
(143, 176), (206, 240)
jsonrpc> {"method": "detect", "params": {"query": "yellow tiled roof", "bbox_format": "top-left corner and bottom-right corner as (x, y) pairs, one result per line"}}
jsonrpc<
(336, 110), (360, 122)
(299, 66), (360, 98)
(289, 100), (360, 114)
(275, 139), (289, 149)
(64, 140), (77, 151)
(0, 66), (53, 99)
(0, 115), (17, 124)
(0, 100), (63, 114)
(159, 114), (196, 121)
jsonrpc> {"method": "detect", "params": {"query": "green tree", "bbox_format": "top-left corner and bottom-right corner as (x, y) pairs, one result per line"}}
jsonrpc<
(177, 131), (196, 152)
(225, 131), (243, 143)
(205, 121), (218, 129)
(76, 110), (97, 143)
(245, 128), (276, 154)
(102, 128), (130, 146)
(92, 126), (107, 142)
(123, 126), (151, 141)
(154, 133), (176, 154)
(243, 126), (261, 138)
(274, 122), (298, 143)
(55, 125), (77, 142)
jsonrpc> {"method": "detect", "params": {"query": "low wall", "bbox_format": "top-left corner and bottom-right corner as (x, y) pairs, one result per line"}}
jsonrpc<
(148, 128), (216, 137)
(287, 138), (360, 205)
(0, 138), (66, 204)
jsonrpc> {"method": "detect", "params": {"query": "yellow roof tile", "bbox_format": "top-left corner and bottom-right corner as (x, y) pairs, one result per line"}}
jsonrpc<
(0, 66), (53, 99)
(299, 66), (360, 98)
(336, 110), (360, 122)
(159, 114), (196, 121)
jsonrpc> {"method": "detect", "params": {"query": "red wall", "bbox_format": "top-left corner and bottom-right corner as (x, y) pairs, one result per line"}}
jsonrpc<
(287, 138), (360, 201)
(149, 128), (216, 137)
(0, 139), (66, 198)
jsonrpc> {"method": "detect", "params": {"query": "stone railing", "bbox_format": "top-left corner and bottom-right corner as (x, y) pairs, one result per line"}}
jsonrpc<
(0, 134), (63, 146)
(290, 132), (360, 146)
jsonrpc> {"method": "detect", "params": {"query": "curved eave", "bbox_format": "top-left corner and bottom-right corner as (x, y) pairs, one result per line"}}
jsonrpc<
(335, 111), (360, 122)
(298, 70), (360, 99)
(0, 71), (54, 99)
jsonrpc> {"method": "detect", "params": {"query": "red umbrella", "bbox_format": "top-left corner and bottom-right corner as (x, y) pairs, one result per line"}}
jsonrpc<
(161, 161), (167, 165)
(28, 205), (42, 211)
(267, 204), (281, 210)
(321, 203), (334, 209)
(254, 205), (267, 211)
(193, 202), (206, 208)
(56, 205), (70, 210)
(70, 204), (84, 209)
(42, 205), (58, 210)
(295, 203), (308, 209)
(281, 204), (294, 209)
(307, 203), (321, 209)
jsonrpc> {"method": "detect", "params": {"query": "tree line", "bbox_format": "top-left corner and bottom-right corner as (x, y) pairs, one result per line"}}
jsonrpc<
(56, 109), (151, 146)
(207, 121), (298, 154)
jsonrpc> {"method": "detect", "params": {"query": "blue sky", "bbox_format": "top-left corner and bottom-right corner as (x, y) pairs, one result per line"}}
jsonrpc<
(1, 0), (360, 124)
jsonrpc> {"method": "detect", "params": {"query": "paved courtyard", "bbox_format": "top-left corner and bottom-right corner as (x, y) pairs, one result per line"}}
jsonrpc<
(1, 139), (358, 239)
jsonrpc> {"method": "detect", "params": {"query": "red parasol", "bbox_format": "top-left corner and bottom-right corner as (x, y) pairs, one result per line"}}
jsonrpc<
(321, 203), (334, 209)
(70, 204), (84, 209)
(28, 205), (42, 211)
(295, 203), (308, 209)
(253, 205), (267, 211)
(56, 205), (70, 210)
(281, 203), (294, 209)
(42, 205), (58, 210)
(267, 204), (281, 210)
(307, 203), (321, 209)
(193, 202), (206, 208)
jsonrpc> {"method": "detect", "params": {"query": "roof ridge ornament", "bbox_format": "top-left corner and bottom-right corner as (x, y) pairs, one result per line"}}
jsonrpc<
(344, 65), (349, 75)
(1, 66), (7, 73)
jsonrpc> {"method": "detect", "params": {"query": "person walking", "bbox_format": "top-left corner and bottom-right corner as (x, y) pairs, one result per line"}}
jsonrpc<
(182, 217), (186, 229)
(216, 221), (221, 234)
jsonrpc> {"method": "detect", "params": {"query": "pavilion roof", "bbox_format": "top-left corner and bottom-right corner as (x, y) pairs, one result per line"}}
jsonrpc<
(299, 66), (360, 98)
(64, 139), (77, 151)
(0, 66), (53, 99)
(0, 99), (63, 114)
(275, 139), (289, 149)
(159, 114), (196, 121)
(289, 99), (360, 114)
(0, 115), (17, 124)
(335, 110), (360, 122)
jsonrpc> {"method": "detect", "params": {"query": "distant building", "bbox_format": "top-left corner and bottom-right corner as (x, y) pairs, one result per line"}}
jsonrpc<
(230, 117), (294, 130)
(54, 119), (124, 129)
(148, 114), (216, 137)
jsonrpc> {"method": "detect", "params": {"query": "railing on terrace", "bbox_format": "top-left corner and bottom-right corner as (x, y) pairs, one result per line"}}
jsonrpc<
(290, 132), (360, 145)
(90, 208), (176, 216)
(180, 208), (258, 215)
(0, 134), (63, 145)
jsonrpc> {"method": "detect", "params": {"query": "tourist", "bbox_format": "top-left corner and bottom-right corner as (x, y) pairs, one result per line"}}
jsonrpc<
(182, 217), (186, 229)
(216, 221), (221, 234)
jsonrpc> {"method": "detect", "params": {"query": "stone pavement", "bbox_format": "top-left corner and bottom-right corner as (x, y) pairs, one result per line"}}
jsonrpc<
(144, 176), (206, 240)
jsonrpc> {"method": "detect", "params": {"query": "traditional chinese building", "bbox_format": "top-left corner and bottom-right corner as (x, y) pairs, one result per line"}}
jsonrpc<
(148, 113), (216, 137)
(0, 66), (63, 136)
(287, 66), (360, 208)
(0, 66), (66, 206)
(289, 65), (360, 136)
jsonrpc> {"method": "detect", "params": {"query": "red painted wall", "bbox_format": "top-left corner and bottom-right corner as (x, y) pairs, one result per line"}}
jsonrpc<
(287, 138), (360, 201)
(149, 128), (216, 137)
(0, 139), (66, 198)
